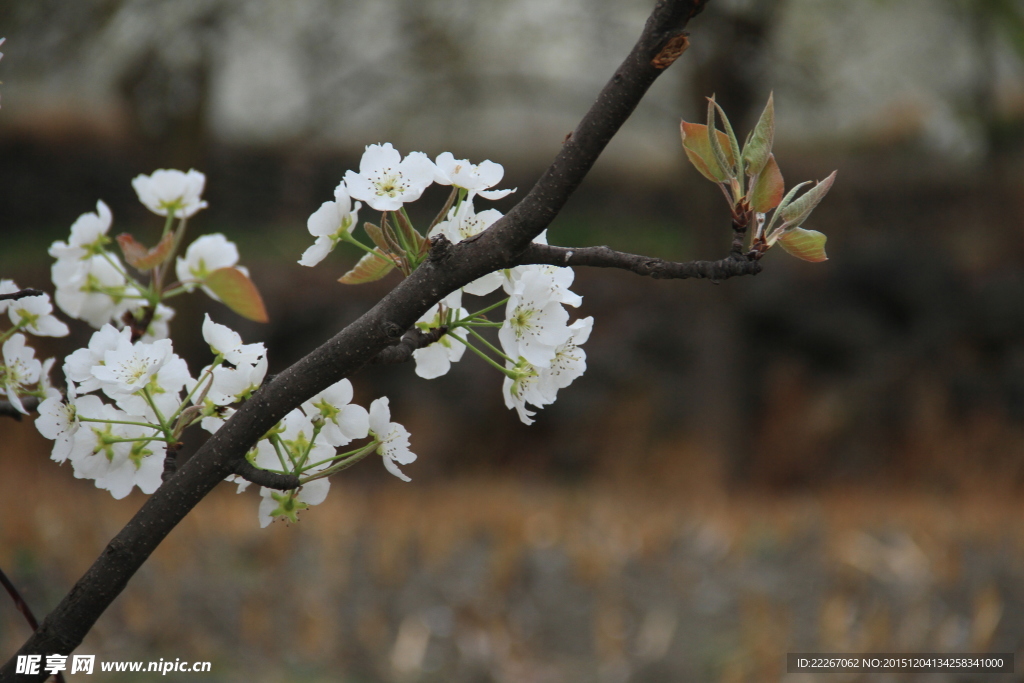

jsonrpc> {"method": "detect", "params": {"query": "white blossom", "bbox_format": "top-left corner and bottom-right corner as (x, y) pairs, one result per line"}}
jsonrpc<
(91, 335), (173, 401)
(201, 314), (266, 367)
(64, 324), (130, 394)
(7, 293), (69, 337)
(300, 378), (370, 448)
(344, 143), (437, 212)
(68, 396), (164, 499)
(35, 387), (81, 463)
(132, 169), (208, 217)
(298, 184), (362, 267)
(175, 234), (244, 300)
(2, 334), (41, 414)
(502, 358), (556, 426)
(433, 152), (515, 200)
(47, 200), (113, 268)
(499, 269), (573, 366)
(258, 480), (330, 528)
(252, 409), (336, 527)
(368, 397), (416, 481)
(196, 360), (267, 407)
(52, 253), (134, 328)
(540, 316), (593, 390)
(412, 291), (468, 379)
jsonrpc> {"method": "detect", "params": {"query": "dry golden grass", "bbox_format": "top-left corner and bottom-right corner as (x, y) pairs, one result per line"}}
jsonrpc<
(2, 417), (1023, 682)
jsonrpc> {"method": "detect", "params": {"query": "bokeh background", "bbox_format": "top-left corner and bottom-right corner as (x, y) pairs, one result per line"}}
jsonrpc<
(2, 0), (1024, 681)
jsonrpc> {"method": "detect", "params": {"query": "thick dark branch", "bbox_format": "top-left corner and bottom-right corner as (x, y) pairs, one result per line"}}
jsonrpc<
(0, 288), (44, 303)
(2, 2), (711, 679)
(519, 243), (762, 281)
(232, 460), (301, 491)
(370, 326), (448, 365)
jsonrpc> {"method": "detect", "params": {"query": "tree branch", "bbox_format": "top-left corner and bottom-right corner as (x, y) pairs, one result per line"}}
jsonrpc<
(1, 2), (711, 678)
(369, 326), (448, 365)
(518, 243), (762, 281)
(231, 460), (301, 491)
(0, 288), (44, 303)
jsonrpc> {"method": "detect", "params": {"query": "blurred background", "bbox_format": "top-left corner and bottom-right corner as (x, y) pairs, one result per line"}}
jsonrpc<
(2, 0), (1024, 680)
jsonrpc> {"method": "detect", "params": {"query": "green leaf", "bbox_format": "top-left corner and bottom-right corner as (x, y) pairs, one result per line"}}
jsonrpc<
(778, 227), (828, 262)
(204, 267), (269, 322)
(116, 232), (175, 271)
(742, 92), (774, 177)
(338, 248), (395, 285)
(749, 154), (784, 213)
(706, 96), (734, 180)
(711, 98), (744, 180)
(780, 170), (837, 229)
(680, 121), (735, 183)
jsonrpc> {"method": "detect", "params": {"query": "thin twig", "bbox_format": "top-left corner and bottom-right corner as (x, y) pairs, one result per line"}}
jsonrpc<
(0, 568), (65, 683)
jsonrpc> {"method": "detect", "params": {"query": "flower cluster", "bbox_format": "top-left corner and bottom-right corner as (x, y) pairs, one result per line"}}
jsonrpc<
(208, 377), (415, 527)
(48, 169), (261, 339)
(300, 143), (590, 425)
(0, 281), (66, 413)
(16, 167), (415, 526)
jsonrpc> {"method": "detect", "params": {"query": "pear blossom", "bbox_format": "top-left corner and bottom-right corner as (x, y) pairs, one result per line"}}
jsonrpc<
(132, 169), (208, 217)
(368, 397), (416, 481)
(430, 198), (506, 296)
(503, 263), (582, 308)
(175, 233), (244, 300)
(64, 324), (130, 394)
(52, 253), (134, 328)
(300, 378), (370, 447)
(7, 292), (69, 337)
(298, 184), (362, 267)
(195, 360), (267, 407)
(113, 352), (192, 420)
(258, 480), (331, 528)
(502, 357), (556, 426)
(251, 409), (336, 526)
(344, 143), (437, 212)
(2, 334), (42, 414)
(48, 201), (113, 266)
(499, 269), (573, 366)
(35, 385), (81, 463)
(412, 291), (468, 379)
(433, 152), (515, 200)
(91, 335), (173, 401)
(540, 317), (593, 390)
(68, 396), (164, 499)
(430, 195), (503, 245)
(201, 314), (266, 367)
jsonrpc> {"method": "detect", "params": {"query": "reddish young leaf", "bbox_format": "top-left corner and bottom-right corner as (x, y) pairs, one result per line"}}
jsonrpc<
(749, 154), (784, 213)
(203, 267), (269, 322)
(338, 249), (395, 285)
(778, 227), (828, 263)
(116, 232), (176, 271)
(680, 121), (735, 183)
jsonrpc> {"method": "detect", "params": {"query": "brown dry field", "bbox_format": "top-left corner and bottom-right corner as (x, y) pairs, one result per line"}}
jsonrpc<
(3, 416), (1024, 683)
